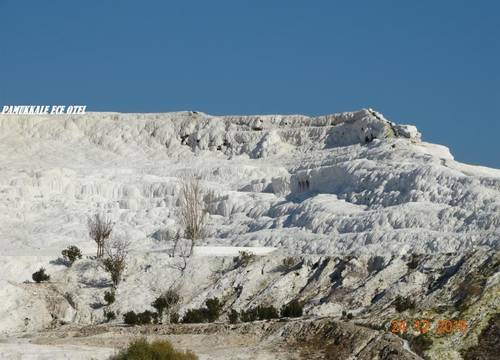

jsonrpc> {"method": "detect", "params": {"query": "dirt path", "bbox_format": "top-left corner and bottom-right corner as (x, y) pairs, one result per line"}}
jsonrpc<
(24, 318), (420, 360)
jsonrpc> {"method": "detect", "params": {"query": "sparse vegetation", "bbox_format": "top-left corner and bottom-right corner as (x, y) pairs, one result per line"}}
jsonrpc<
(109, 338), (198, 360)
(104, 310), (116, 322)
(342, 311), (353, 320)
(182, 308), (207, 324)
(164, 289), (181, 307)
(101, 237), (129, 287)
(61, 245), (82, 266)
(32, 267), (50, 283)
(104, 290), (115, 305)
(88, 213), (113, 258)
(170, 312), (180, 324)
(182, 298), (222, 323)
(394, 295), (416, 312)
(257, 305), (279, 320)
(239, 308), (258, 322)
(229, 301), (304, 323)
(205, 298), (222, 322)
(123, 310), (156, 326)
(137, 310), (154, 324)
(240, 305), (279, 322)
(281, 256), (297, 271)
(281, 299), (304, 318)
(152, 289), (181, 321)
(234, 251), (255, 268)
(123, 311), (139, 325)
(228, 309), (239, 324)
(179, 177), (208, 256)
(152, 296), (168, 319)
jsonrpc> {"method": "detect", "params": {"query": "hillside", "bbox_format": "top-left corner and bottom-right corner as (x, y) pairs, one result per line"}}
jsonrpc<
(0, 109), (498, 359)
(0, 109), (498, 257)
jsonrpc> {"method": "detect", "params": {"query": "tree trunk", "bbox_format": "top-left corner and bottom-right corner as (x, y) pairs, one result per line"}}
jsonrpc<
(189, 239), (195, 257)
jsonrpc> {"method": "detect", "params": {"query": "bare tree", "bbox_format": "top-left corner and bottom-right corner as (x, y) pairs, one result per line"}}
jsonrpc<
(101, 237), (129, 287)
(170, 230), (181, 258)
(179, 177), (208, 256)
(88, 213), (113, 258)
(169, 238), (192, 271)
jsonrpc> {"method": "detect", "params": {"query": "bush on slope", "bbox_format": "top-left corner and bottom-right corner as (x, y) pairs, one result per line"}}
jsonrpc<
(109, 338), (198, 360)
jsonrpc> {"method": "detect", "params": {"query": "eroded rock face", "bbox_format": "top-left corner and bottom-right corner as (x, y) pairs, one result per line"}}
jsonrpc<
(5, 250), (497, 358)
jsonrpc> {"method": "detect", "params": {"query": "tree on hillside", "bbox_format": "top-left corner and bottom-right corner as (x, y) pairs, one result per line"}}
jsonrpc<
(32, 268), (50, 283)
(88, 213), (113, 258)
(102, 237), (129, 287)
(179, 177), (208, 256)
(61, 245), (82, 266)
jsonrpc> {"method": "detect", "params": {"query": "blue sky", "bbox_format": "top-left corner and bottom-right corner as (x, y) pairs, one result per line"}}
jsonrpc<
(1, 1), (499, 167)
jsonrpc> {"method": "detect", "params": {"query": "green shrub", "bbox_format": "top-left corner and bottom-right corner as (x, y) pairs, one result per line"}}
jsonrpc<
(240, 305), (279, 322)
(164, 289), (181, 307)
(152, 312), (159, 324)
(104, 310), (116, 322)
(170, 312), (180, 324)
(152, 296), (168, 318)
(240, 307), (258, 322)
(182, 298), (221, 324)
(341, 310), (354, 320)
(102, 256), (125, 288)
(123, 310), (155, 325)
(394, 295), (416, 312)
(32, 268), (50, 283)
(61, 245), (82, 266)
(280, 299), (303, 318)
(205, 298), (221, 322)
(228, 309), (239, 324)
(137, 310), (154, 325)
(109, 338), (198, 360)
(104, 290), (115, 305)
(152, 289), (181, 318)
(259, 305), (279, 320)
(182, 308), (207, 323)
(123, 311), (138, 325)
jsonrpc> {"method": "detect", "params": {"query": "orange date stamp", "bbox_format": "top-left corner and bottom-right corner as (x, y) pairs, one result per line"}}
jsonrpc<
(390, 319), (468, 336)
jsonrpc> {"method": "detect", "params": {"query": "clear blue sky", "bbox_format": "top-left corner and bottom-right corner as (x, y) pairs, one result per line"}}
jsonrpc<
(1, 1), (499, 168)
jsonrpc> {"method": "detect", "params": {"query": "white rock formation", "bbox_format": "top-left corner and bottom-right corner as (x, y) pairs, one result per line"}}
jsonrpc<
(0, 109), (498, 356)
(0, 109), (497, 259)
